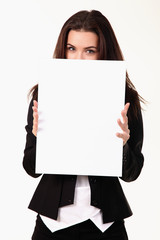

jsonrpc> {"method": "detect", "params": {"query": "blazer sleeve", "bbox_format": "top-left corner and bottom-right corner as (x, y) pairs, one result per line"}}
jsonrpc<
(23, 99), (41, 178)
(121, 108), (144, 182)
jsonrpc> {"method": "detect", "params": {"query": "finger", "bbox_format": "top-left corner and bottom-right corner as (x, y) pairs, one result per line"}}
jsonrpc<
(117, 118), (124, 130)
(116, 132), (127, 144)
(121, 110), (129, 126)
(32, 106), (38, 112)
(121, 112), (128, 125)
(32, 101), (38, 137)
(33, 100), (38, 108)
(121, 103), (130, 117)
(33, 112), (39, 122)
(117, 118), (128, 132)
(33, 121), (38, 130)
(116, 132), (123, 139)
(124, 102), (130, 112)
(32, 125), (38, 136)
(32, 118), (38, 137)
(32, 100), (38, 112)
(116, 132), (130, 145)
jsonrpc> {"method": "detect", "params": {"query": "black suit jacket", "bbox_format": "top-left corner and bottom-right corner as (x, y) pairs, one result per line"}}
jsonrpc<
(23, 99), (144, 223)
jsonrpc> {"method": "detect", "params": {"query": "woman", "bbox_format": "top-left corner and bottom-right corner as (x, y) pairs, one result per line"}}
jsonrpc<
(23, 10), (144, 240)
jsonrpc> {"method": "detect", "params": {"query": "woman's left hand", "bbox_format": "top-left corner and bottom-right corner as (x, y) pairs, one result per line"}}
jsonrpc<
(116, 103), (130, 146)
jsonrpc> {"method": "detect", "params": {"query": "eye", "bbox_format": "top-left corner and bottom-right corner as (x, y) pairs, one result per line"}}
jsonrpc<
(86, 49), (96, 54)
(67, 46), (75, 51)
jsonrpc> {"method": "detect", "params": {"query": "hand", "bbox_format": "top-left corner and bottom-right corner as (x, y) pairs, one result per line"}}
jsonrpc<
(32, 100), (38, 137)
(116, 103), (130, 146)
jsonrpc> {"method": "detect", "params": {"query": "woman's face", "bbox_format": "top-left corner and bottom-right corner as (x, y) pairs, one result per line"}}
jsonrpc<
(66, 30), (99, 60)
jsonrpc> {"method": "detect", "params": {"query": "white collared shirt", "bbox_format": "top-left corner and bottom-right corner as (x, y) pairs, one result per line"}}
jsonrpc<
(41, 176), (113, 232)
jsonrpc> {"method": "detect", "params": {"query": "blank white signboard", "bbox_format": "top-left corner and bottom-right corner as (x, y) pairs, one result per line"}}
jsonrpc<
(36, 59), (126, 176)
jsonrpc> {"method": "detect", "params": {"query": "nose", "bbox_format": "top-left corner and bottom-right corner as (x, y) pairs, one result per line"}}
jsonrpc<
(74, 51), (84, 60)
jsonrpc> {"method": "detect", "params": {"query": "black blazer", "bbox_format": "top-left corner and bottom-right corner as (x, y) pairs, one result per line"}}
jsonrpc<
(23, 99), (144, 223)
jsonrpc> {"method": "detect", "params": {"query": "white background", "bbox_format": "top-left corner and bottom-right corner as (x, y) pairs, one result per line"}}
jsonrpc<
(0, 0), (160, 239)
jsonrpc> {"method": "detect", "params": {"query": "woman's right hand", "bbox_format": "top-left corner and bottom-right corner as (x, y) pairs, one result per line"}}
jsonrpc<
(32, 100), (38, 137)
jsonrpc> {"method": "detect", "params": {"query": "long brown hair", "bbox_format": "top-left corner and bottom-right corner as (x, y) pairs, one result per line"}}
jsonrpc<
(30, 10), (144, 119)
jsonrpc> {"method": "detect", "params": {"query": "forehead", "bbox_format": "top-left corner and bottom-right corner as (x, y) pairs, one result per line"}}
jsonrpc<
(67, 30), (99, 46)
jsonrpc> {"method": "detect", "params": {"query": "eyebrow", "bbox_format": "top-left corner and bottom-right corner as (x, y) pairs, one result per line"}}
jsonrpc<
(66, 43), (98, 49)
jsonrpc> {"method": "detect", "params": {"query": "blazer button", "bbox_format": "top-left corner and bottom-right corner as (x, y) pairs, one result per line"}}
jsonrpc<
(91, 178), (97, 183)
(93, 178), (97, 183)
(123, 154), (127, 162)
(92, 200), (98, 206)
